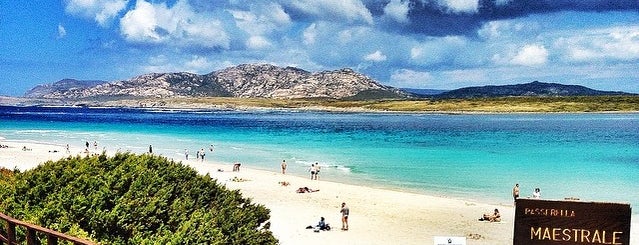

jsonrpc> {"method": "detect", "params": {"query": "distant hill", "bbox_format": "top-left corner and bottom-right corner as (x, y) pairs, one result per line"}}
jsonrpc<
(24, 64), (408, 100)
(25, 79), (108, 98)
(436, 81), (634, 99)
(400, 88), (449, 97)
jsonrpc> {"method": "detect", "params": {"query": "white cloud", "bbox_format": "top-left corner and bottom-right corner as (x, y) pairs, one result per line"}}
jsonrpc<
(229, 3), (291, 36)
(383, 0), (410, 24)
(65, 0), (128, 26)
(141, 55), (214, 74)
(389, 69), (435, 88)
(290, 0), (373, 24)
(184, 56), (215, 72)
(120, 0), (160, 42)
(438, 0), (478, 13)
(510, 44), (548, 66)
(364, 50), (387, 62)
(477, 20), (538, 41)
(119, 0), (230, 49)
(57, 24), (67, 39)
(303, 23), (318, 45)
(246, 36), (273, 50)
(556, 26), (639, 63)
(409, 36), (470, 66)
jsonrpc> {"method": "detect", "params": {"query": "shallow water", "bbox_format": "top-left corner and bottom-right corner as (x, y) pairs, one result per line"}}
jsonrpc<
(1, 106), (638, 213)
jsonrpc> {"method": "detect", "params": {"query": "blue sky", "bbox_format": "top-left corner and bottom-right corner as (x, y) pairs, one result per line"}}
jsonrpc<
(1, 0), (638, 96)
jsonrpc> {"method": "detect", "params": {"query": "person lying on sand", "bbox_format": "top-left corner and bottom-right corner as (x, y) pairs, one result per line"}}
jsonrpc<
(278, 181), (290, 186)
(296, 187), (319, 193)
(231, 176), (249, 182)
(479, 208), (501, 222)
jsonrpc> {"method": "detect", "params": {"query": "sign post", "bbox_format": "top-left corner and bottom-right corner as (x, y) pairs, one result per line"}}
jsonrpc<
(514, 199), (631, 245)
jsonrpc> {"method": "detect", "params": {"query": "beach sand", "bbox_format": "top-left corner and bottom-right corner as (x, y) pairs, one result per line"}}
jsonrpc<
(1, 140), (636, 245)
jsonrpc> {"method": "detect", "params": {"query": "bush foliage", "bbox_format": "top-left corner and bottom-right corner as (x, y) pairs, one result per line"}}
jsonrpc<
(0, 153), (277, 244)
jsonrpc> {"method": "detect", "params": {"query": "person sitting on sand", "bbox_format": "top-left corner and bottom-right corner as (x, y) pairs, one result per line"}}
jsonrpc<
(532, 187), (541, 199)
(479, 208), (501, 222)
(233, 162), (241, 171)
(296, 187), (319, 193)
(316, 217), (330, 231)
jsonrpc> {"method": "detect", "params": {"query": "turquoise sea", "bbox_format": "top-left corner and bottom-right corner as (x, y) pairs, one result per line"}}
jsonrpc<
(1, 106), (638, 214)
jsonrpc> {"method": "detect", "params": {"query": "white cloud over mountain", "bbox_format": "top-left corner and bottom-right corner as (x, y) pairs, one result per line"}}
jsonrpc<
(4, 0), (635, 96)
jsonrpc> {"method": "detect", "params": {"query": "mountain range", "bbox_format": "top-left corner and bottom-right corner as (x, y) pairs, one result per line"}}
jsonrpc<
(24, 64), (634, 100)
(25, 64), (407, 100)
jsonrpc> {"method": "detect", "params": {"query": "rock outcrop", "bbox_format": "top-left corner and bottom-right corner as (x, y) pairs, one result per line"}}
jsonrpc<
(25, 64), (407, 100)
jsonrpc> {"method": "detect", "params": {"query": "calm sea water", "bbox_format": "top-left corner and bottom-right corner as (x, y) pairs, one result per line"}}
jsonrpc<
(1, 106), (638, 213)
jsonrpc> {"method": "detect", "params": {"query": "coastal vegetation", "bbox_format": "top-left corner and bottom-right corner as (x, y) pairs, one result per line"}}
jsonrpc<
(123, 95), (639, 113)
(0, 153), (277, 244)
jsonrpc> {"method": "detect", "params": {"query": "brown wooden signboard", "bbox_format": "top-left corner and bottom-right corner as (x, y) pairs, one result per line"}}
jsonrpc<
(514, 199), (631, 245)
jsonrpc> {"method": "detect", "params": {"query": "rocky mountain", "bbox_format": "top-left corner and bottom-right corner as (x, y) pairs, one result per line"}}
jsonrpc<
(25, 64), (407, 100)
(24, 79), (108, 98)
(436, 81), (633, 99)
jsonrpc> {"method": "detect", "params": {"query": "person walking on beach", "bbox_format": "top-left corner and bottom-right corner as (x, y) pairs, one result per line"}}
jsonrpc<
(340, 202), (349, 231)
(200, 148), (205, 161)
(513, 183), (520, 202)
(149, 145), (153, 154)
(185, 149), (189, 160)
(281, 160), (287, 174)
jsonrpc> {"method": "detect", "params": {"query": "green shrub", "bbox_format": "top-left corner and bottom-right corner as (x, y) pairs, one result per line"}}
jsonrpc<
(0, 153), (277, 244)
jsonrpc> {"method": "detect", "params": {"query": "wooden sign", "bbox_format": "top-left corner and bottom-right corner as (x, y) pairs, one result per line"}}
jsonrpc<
(514, 199), (631, 245)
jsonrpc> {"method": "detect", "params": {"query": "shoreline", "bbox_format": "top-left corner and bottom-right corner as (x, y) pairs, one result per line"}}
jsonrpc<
(3, 97), (639, 115)
(0, 140), (514, 244)
(1, 140), (637, 244)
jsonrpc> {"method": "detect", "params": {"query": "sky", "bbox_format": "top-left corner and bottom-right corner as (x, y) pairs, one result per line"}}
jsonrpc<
(1, 0), (638, 96)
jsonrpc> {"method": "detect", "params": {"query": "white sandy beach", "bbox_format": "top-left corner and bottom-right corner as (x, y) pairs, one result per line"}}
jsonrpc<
(1, 140), (636, 244)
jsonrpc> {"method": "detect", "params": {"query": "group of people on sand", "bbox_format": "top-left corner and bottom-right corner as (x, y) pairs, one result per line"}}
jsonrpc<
(512, 183), (542, 201)
(280, 160), (322, 181)
(185, 145), (215, 162)
(478, 183), (543, 223)
(307, 202), (350, 232)
(479, 208), (501, 222)
(309, 163), (320, 180)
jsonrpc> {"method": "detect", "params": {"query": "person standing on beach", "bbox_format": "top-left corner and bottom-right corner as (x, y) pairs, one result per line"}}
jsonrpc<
(149, 145), (153, 154)
(513, 183), (520, 202)
(281, 160), (287, 174)
(340, 202), (349, 231)
(314, 163), (320, 180)
(200, 148), (205, 161)
(185, 149), (189, 160)
(309, 164), (316, 180)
